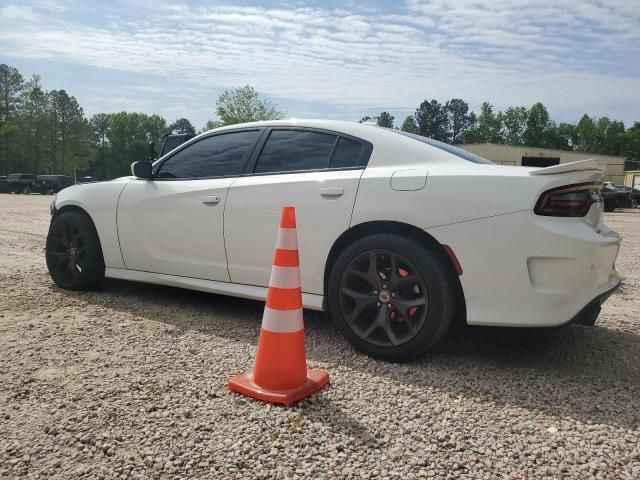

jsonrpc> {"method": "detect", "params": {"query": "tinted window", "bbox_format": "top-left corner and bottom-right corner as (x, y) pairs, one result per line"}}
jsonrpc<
(330, 137), (364, 168)
(255, 130), (337, 173)
(391, 130), (493, 164)
(157, 131), (259, 179)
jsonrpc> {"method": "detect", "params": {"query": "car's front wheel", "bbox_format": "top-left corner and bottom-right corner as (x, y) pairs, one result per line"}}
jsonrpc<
(328, 234), (457, 362)
(22, 185), (31, 194)
(46, 211), (105, 290)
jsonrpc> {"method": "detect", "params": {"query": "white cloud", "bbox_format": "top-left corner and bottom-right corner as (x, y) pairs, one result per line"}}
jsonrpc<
(0, 5), (36, 20)
(0, 1), (638, 124)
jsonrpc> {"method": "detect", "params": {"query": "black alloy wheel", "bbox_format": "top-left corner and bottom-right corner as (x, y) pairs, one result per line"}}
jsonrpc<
(46, 211), (105, 290)
(328, 234), (457, 361)
(338, 249), (428, 348)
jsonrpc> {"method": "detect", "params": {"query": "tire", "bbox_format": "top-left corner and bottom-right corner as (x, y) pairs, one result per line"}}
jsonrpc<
(22, 185), (31, 194)
(632, 199), (638, 209)
(603, 198), (616, 212)
(46, 211), (105, 290)
(327, 234), (457, 362)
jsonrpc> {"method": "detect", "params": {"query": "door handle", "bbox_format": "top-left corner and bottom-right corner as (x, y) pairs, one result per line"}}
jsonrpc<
(202, 195), (221, 205)
(320, 187), (344, 197)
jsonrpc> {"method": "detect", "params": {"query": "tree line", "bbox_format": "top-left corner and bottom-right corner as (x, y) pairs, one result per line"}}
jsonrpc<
(1, 63), (638, 179)
(362, 100), (640, 168)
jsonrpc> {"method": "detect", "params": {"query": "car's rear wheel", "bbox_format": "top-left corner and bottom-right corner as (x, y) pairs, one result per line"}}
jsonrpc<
(22, 185), (31, 194)
(328, 234), (456, 361)
(46, 211), (105, 290)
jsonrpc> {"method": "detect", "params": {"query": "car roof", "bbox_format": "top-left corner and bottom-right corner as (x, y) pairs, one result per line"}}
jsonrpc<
(207, 119), (390, 140)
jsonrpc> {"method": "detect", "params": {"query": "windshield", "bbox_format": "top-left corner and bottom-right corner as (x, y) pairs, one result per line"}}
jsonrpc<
(388, 129), (493, 164)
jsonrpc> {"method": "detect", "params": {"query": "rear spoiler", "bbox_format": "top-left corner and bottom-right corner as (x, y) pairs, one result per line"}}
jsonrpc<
(529, 159), (604, 175)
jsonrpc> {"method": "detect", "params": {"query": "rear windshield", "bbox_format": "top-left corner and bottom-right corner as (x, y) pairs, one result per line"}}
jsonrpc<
(390, 130), (493, 164)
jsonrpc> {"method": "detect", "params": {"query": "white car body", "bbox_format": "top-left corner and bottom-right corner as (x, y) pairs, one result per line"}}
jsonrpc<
(52, 120), (621, 327)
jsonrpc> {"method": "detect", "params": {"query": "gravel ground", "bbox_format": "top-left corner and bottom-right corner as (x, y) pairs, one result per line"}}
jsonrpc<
(0, 194), (638, 479)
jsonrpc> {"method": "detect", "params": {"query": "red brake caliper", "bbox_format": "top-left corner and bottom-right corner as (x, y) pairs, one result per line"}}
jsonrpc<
(398, 268), (418, 317)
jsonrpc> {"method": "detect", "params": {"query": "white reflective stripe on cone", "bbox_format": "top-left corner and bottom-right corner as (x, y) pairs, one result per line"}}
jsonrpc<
(268, 265), (301, 289)
(276, 228), (298, 250)
(261, 307), (304, 333)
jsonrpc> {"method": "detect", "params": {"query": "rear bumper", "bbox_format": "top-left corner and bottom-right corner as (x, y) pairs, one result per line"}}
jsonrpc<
(568, 280), (620, 326)
(427, 210), (622, 327)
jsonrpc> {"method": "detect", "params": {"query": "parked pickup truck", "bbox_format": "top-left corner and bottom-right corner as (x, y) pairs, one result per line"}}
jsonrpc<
(6, 173), (38, 194)
(35, 175), (74, 194)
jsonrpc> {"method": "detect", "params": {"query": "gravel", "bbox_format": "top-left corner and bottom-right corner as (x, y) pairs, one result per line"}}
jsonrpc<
(1, 194), (639, 479)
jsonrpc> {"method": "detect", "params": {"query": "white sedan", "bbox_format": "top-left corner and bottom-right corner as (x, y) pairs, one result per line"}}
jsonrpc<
(46, 120), (622, 361)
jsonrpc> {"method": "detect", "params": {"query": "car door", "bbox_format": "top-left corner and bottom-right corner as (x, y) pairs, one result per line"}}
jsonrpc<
(117, 129), (262, 281)
(224, 128), (371, 295)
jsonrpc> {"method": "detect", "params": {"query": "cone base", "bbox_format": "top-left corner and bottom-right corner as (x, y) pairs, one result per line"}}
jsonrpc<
(228, 369), (330, 406)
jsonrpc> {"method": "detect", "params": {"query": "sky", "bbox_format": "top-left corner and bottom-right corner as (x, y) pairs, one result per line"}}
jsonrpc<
(1, 0), (639, 130)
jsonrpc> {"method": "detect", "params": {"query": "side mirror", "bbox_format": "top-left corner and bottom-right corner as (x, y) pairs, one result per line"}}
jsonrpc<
(131, 161), (153, 179)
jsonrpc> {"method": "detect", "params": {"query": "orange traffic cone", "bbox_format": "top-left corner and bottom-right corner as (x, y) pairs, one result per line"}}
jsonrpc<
(228, 206), (330, 406)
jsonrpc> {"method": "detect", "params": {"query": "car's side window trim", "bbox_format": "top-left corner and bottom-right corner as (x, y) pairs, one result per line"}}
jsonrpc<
(152, 128), (265, 181)
(242, 126), (373, 176)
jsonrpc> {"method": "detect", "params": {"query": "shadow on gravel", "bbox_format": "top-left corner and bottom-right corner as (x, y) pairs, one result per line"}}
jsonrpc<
(57, 279), (640, 432)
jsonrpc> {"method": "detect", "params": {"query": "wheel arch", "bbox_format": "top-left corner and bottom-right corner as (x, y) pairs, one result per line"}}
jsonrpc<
(323, 220), (466, 322)
(53, 204), (105, 255)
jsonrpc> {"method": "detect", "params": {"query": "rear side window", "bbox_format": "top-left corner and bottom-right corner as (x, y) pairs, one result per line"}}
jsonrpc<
(330, 137), (364, 168)
(254, 130), (337, 173)
(393, 130), (493, 164)
(157, 131), (259, 179)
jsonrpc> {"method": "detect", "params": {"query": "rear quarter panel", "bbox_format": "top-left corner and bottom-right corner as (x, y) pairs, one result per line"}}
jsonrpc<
(352, 163), (604, 230)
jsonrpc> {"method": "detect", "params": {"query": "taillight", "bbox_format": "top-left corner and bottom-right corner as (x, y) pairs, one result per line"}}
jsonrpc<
(534, 183), (602, 217)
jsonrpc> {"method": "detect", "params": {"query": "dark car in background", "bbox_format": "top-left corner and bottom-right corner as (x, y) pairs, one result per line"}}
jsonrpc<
(78, 176), (98, 183)
(0, 176), (9, 193)
(159, 133), (196, 157)
(601, 183), (619, 212)
(6, 173), (38, 194)
(614, 186), (640, 209)
(35, 175), (74, 194)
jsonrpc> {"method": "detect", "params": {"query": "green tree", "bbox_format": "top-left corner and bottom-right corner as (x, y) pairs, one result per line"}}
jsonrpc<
(377, 112), (395, 128)
(170, 117), (196, 134)
(502, 106), (528, 145)
(573, 114), (597, 151)
(620, 122), (640, 170)
(359, 116), (372, 123)
(400, 115), (418, 134)
(556, 122), (576, 150)
(21, 75), (51, 173)
(48, 90), (88, 173)
(90, 113), (111, 179)
(415, 99), (448, 141)
(0, 64), (25, 174)
(523, 102), (550, 147)
(541, 121), (571, 150)
(201, 120), (223, 133)
(106, 112), (148, 178)
(595, 117), (625, 155)
(470, 102), (503, 144)
(143, 114), (170, 157)
(216, 85), (284, 125)
(103, 112), (169, 178)
(445, 98), (473, 144)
